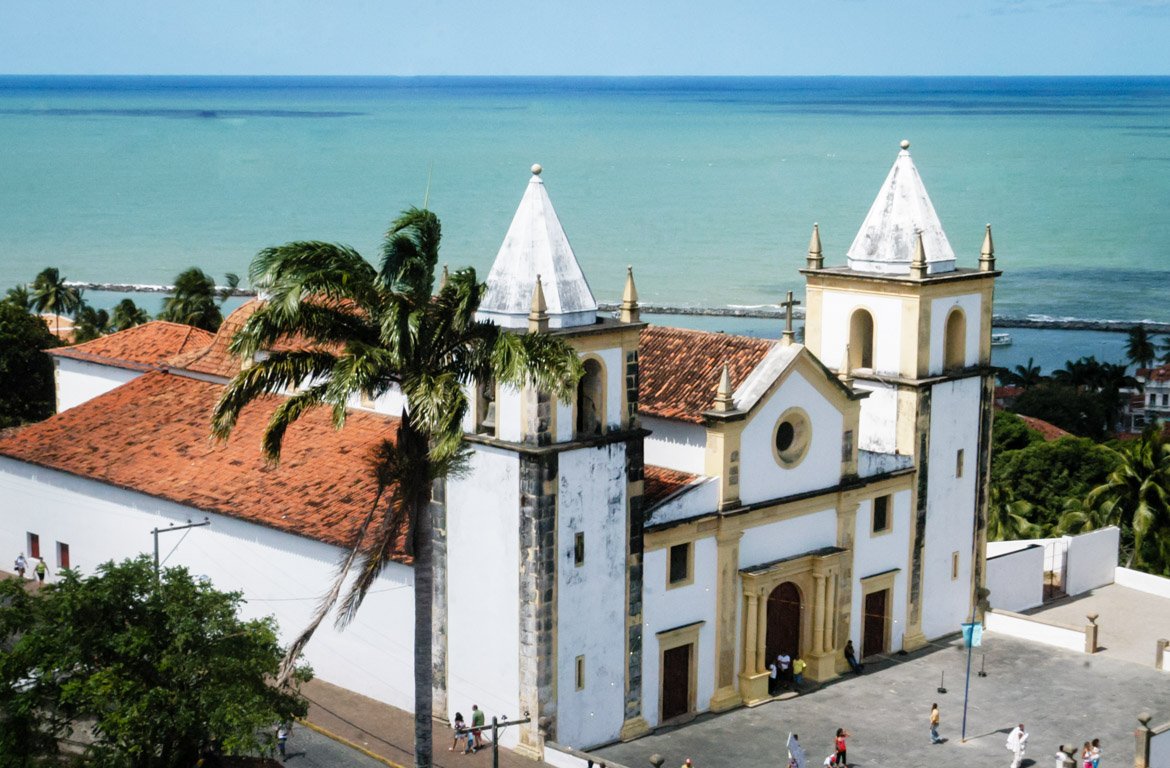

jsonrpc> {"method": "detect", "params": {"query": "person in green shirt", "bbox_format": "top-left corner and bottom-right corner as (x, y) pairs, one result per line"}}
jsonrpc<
(471, 704), (486, 751)
(34, 557), (47, 582)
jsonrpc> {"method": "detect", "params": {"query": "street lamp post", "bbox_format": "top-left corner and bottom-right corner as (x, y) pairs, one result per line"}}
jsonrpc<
(151, 518), (210, 577)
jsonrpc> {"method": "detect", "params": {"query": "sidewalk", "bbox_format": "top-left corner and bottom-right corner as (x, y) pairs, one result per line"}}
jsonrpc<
(301, 678), (557, 768)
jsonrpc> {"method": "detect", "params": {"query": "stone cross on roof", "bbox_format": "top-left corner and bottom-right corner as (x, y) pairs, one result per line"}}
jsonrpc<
(779, 290), (801, 344)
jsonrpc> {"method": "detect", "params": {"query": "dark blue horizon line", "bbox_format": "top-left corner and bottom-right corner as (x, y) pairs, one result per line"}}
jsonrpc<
(3, 73), (1170, 82)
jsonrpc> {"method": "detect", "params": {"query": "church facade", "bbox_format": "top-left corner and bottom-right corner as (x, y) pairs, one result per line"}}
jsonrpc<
(0, 141), (998, 755)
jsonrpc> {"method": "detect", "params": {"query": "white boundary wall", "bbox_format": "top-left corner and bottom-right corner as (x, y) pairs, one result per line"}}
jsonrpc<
(986, 545), (1044, 612)
(1115, 567), (1170, 599)
(1152, 725), (1170, 768)
(983, 609), (1087, 653)
(1064, 527), (1119, 596)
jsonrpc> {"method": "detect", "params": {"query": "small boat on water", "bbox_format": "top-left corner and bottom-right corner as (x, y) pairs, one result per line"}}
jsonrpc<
(991, 332), (1013, 347)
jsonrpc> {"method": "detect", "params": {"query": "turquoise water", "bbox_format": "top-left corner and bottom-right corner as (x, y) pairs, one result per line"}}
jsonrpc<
(2, 76), (1169, 328)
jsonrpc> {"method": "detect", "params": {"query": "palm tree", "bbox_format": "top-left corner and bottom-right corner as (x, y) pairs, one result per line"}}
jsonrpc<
(988, 485), (1044, 541)
(73, 302), (112, 343)
(159, 268), (239, 332)
(1126, 326), (1158, 370)
(211, 208), (582, 768)
(4, 285), (32, 311)
(999, 357), (1046, 389)
(30, 267), (82, 337)
(111, 298), (151, 331)
(1080, 426), (1170, 574)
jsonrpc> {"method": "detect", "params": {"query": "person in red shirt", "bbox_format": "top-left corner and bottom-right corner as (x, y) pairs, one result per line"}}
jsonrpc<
(835, 728), (850, 767)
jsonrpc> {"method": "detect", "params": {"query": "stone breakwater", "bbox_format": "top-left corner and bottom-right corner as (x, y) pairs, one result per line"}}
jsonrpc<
(65, 283), (1170, 333)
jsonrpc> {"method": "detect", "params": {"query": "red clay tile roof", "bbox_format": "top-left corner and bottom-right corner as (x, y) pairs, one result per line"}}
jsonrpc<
(1142, 364), (1170, 383)
(639, 326), (774, 424)
(644, 465), (699, 509)
(1016, 414), (1072, 442)
(0, 371), (401, 552)
(167, 301), (261, 378)
(49, 321), (215, 372)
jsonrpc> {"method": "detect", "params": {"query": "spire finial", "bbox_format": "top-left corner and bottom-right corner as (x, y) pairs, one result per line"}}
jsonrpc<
(528, 275), (549, 333)
(806, 223), (823, 270)
(714, 364), (735, 412)
(979, 223), (996, 272)
(620, 265), (640, 324)
(779, 290), (801, 345)
(900, 139), (911, 151)
(910, 230), (928, 279)
(439, 264), (449, 291)
(531, 163), (542, 176)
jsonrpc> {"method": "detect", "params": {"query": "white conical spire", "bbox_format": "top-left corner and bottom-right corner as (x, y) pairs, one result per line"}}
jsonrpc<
(846, 140), (956, 276)
(477, 164), (598, 329)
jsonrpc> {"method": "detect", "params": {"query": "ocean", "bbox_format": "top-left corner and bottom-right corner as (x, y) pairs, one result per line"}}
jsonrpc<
(2, 76), (1168, 373)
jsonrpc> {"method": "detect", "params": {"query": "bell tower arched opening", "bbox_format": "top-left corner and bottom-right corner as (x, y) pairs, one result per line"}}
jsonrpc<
(576, 357), (604, 437)
(848, 309), (875, 370)
(943, 308), (966, 372)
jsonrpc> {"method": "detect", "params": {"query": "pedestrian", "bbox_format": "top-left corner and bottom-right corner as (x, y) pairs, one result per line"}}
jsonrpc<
(777, 650), (792, 684)
(1091, 738), (1101, 768)
(843, 640), (863, 674)
(822, 753), (838, 767)
(1006, 723), (1028, 768)
(1081, 741), (1093, 768)
(34, 557), (47, 583)
(14, 553), (26, 579)
(768, 659), (780, 695)
(929, 702), (942, 744)
(834, 728), (850, 767)
(471, 704), (486, 750)
(1056, 745), (1076, 768)
(450, 712), (469, 752)
(787, 732), (807, 768)
(276, 722), (289, 761)
(681, 759), (694, 768)
(792, 656), (807, 687)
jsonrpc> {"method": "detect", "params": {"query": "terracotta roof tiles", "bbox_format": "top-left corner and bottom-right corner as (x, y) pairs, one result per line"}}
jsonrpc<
(644, 465), (699, 509)
(167, 301), (261, 378)
(0, 371), (400, 553)
(639, 326), (774, 424)
(50, 321), (215, 372)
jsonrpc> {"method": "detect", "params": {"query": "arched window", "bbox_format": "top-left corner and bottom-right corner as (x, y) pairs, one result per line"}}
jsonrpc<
(576, 358), (604, 437)
(849, 309), (875, 370)
(944, 309), (966, 372)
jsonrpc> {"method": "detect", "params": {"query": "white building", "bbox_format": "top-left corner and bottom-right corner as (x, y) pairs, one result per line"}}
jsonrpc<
(0, 142), (998, 754)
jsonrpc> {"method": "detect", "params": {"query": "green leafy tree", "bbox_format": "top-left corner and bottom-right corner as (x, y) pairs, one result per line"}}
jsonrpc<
(0, 556), (309, 768)
(0, 301), (60, 427)
(159, 268), (239, 332)
(72, 302), (112, 343)
(1011, 382), (1109, 440)
(997, 357), (1046, 389)
(4, 284), (32, 311)
(1071, 426), (1170, 574)
(1126, 326), (1158, 370)
(992, 435), (1119, 532)
(987, 485), (1044, 541)
(211, 208), (582, 768)
(111, 298), (151, 331)
(30, 267), (81, 338)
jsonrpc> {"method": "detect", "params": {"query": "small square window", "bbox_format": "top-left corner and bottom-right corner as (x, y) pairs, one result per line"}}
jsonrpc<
(872, 495), (890, 534)
(573, 532), (585, 567)
(955, 449), (964, 478)
(951, 551), (960, 580)
(27, 533), (40, 559)
(668, 542), (692, 587)
(57, 542), (70, 570)
(575, 655), (586, 691)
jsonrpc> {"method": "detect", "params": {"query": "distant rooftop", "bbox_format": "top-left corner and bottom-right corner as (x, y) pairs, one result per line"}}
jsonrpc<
(50, 320), (214, 372)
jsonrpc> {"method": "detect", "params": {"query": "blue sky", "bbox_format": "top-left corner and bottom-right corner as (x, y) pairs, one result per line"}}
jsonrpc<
(2, 0), (1168, 76)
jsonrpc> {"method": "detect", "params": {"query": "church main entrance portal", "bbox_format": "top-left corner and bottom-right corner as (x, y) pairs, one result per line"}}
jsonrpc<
(661, 644), (692, 721)
(863, 588), (888, 658)
(765, 582), (801, 663)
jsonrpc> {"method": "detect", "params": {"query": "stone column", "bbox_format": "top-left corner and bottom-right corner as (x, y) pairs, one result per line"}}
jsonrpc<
(812, 574), (826, 654)
(709, 529), (743, 712)
(743, 592), (759, 674)
(754, 591), (767, 672)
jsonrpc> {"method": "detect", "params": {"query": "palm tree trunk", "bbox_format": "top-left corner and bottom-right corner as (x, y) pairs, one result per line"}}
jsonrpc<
(403, 419), (435, 768)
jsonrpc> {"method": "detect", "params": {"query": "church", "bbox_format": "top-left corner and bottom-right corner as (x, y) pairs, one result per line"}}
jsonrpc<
(0, 140), (998, 755)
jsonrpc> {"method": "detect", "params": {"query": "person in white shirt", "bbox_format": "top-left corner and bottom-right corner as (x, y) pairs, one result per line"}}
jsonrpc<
(1006, 723), (1029, 768)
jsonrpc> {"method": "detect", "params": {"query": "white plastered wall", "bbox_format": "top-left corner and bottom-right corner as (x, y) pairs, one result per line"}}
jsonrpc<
(556, 443), (628, 748)
(737, 372), (844, 504)
(0, 457), (418, 710)
(737, 508), (838, 569)
(850, 490), (912, 652)
(446, 445), (522, 745)
(55, 359), (141, 412)
(853, 381), (897, 454)
(817, 291), (904, 375)
(986, 545), (1044, 612)
(642, 416), (705, 475)
(929, 293), (983, 373)
(641, 535), (718, 727)
(920, 377), (981, 638)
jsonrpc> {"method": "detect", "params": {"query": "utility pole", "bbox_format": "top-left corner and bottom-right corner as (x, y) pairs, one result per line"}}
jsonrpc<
(489, 712), (531, 768)
(152, 518), (210, 577)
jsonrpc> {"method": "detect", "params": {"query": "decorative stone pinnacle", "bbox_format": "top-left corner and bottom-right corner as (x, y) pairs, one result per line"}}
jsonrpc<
(910, 230), (928, 279)
(779, 289), (801, 344)
(439, 264), (449, 290)
(528, 275), (549, 333)
(531, 163), (542, 176)
(714, 364), (735, 412)
(979, 223), (996, 272)
(807, 223), (823, 270)
(620, 265), (640, 324)
(900, 139), (910, 150)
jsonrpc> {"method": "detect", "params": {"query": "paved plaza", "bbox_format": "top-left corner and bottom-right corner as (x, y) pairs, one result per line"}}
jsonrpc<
(594, 634), (1170, 768)
(1028, 583), (1170, 667)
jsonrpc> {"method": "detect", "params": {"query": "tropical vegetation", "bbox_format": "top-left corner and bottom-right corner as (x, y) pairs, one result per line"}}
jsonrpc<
(0, 300), (59, 427)
(30, 267), (81, 338)
(159, 267), (239, 332)
(0, 556), (309, 768)
(210, 208), (583, 768)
